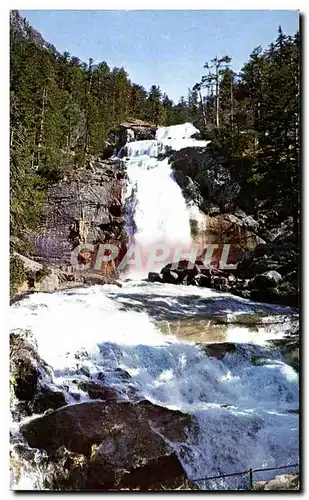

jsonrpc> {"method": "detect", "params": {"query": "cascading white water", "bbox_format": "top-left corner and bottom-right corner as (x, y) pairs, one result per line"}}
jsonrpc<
(10, 282), (299, 490)
(122, 123), (209, 277)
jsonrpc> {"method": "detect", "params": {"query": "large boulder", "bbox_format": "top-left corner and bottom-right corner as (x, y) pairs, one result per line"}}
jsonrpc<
(250, 271), (282, 290)
(10, 253), (61, 297)
(21, 400), (196, 490)
(161, 260), (201, 285)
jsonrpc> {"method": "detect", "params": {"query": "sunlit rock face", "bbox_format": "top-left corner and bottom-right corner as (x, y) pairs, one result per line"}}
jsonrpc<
(31, 158), (127, 270)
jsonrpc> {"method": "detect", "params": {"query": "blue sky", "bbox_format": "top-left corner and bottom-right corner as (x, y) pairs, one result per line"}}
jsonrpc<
(20, 10), (299, 102)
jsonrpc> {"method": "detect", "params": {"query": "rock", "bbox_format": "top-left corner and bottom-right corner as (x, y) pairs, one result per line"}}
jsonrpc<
(161, 266), (181, 284)
(82, 275), (109, 286)
(160, 261), (200, 286)
(32, 387), (66, 414)
(211, 276), (229, 292)
(234, 209), (260, 233)
(202, 342), (236, 360)
(170, 148), (240, 213)
(188, 209), (264, 268)
(148, 272), (164, 283)
(21, 400), (195, 490)
(12, 252), (43, 273)
(250, 270), (282, 290)
(260, 216), (296, 245)
(78, 382), (119, 401)
(254, 474), (299, 491)
(238, 242), (298, 279)
(269, 330), (299, 372)
(231, 289), (251, 300)
(172, 170), (204, 208)
(249, 282), (299, 308)
(30, 157), (128, 271)
(168, 271), (181, 284)
(10, 330), (66, 419)
(107, 120), (157, 154)
(274, 280), (299, 308)
(36, 272), (59, 292)
(11, 253), (61, 297)
(10, 331), (42, 402)
(196, 274), (211, 288)
(249, 288), (277, 303)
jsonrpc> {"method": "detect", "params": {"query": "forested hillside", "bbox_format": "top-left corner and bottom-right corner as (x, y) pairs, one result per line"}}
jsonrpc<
(10, 10), (300, 254)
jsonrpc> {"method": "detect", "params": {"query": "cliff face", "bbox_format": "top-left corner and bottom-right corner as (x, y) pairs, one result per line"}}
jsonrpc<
(32, 158), (127, 272)
(10, 10), (57, 51)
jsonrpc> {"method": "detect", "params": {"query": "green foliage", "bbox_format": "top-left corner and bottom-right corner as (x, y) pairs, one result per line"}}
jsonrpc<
(10, 255), (27, 296)
(9, 20), (177, 251)
(190, 28), (300, 234)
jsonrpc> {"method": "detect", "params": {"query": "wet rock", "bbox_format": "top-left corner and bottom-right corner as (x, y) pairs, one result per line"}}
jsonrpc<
(161, 261), (200, 286)
(78, 382), (118, 401)
(148, 272), (164, 283)
(21, 400), (195, 490)
(254, 474), (299, 491)
(231, 289), (251, 300)
(269, 330), (299, 372)
(196, 273), (211, 288)
(211, 276), (229, 292)
(82, 275), (107, 286)
(10, 331), (42, 402)
(202, 342), (236, 360)
(10, 330), (67, 419)
(161, 268), (181, 285)
(249, 288), (276, 303)
(172, 170), (204, 208)
(274, 280), (299, 308)
(249, 283), (299, 308)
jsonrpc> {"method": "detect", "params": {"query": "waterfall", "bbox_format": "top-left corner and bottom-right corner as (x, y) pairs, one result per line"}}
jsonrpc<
(10, 122), (298, 491)
(121, 123), (209, 277)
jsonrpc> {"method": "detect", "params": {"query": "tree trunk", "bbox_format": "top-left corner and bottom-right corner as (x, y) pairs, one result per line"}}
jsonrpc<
(215, 60), (220, 128)
(37, 87), (47, 165)
(198, 90), (207, 130)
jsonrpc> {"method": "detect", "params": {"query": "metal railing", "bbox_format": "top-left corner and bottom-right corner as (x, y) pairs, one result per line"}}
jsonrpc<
(191, 463), (299, 490)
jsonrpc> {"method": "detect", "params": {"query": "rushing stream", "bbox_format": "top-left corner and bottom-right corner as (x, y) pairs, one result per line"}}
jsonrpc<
(10, 124), (299, 490)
